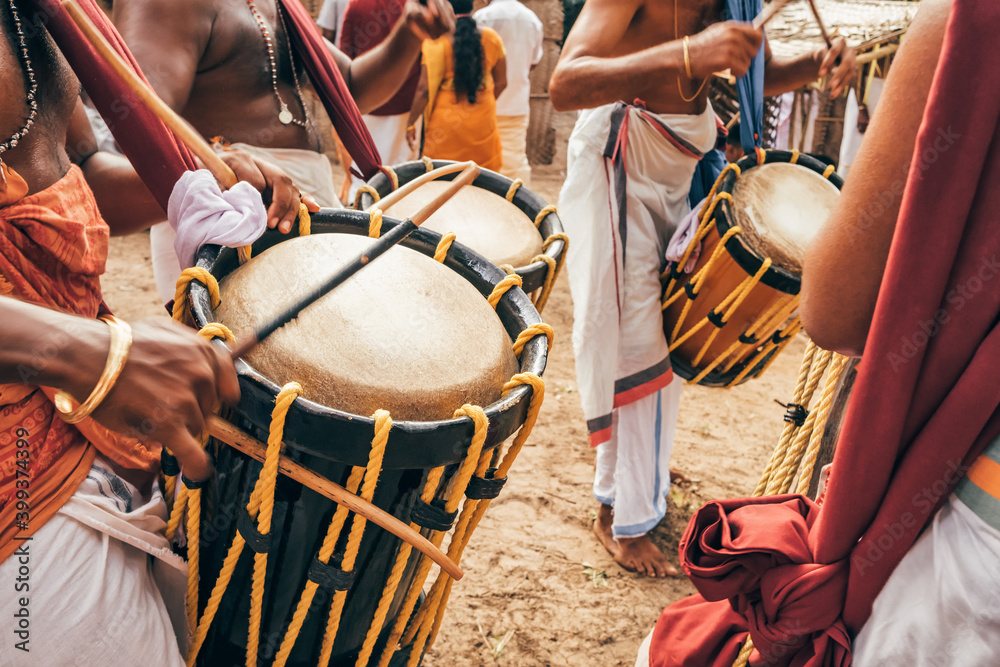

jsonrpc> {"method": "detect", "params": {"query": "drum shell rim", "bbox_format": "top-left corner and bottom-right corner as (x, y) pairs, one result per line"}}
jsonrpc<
(359, 160), (566, 295)
(715, 150), (844, 294)
(188, 209), (549, 470)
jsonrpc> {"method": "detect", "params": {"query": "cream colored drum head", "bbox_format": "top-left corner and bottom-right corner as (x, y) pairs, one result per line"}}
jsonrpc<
(730, 163), (840, 273)
(379, 182), (543, 267)
(216, 234), (519, 421)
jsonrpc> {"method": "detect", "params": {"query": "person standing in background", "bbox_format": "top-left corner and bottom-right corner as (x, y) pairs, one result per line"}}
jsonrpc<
(408, 0), (507, 172)
(340, 0), (423, 198)
(317, 0), (350, 45)
(474, 0), (543, 183)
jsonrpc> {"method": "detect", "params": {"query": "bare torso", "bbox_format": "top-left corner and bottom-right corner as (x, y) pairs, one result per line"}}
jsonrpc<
(598, 0), (725, 114)
(116, 0), (324, 153)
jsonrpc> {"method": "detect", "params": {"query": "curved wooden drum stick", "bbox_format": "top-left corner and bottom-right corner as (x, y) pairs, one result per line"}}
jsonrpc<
(207, 416), (463, 580)
(365, 161), (476, 212)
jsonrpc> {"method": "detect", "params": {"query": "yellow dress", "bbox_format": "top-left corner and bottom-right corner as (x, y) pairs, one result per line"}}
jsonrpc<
(422, 28), (505, 172)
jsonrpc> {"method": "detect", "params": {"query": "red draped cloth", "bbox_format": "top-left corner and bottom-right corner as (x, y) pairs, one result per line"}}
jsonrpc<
(650, 1), (1000, 665)
(280, 0), (383, 179)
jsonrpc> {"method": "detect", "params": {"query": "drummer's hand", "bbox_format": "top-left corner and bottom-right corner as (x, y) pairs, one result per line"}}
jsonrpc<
(817, 36), (856, 98)
(85, 319), (241, 482)
(687, 21), (763, 80)
(406, 125), (418, 151)
(219, 150), (319, 234)
(403, 0), (455, 41)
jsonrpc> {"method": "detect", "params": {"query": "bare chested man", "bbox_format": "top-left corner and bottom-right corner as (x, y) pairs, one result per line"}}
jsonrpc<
(113, 0), (453, 300)
(549, 0), (856, 577)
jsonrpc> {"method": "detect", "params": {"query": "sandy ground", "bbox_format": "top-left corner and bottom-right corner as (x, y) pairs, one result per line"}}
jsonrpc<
(99, 114), (808, 667)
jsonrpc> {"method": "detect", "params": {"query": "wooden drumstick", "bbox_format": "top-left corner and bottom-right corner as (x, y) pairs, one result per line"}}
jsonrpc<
(365, 161), (474, 212)
(62, 0), (238, 189)
(229, 162), (480, 359)
(207, 416), (463, 580)
(805, 0), (834, 48)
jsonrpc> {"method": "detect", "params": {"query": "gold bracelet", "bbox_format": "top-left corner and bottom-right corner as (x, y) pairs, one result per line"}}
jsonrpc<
(54, 315), (133, 424)
(683, 35), (693, 79)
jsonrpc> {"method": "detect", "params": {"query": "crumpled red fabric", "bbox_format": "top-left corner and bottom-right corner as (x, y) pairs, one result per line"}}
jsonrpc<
(649, 1), (1000, 665)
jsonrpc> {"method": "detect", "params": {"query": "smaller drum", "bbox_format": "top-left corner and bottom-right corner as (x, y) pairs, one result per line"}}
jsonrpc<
(662, 150), (843, 387)
(357, 159), (567, 312)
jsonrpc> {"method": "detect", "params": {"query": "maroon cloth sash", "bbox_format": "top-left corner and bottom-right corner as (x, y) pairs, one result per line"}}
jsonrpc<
(649, 1), (1000, 665)
(279, 0), (382, 179)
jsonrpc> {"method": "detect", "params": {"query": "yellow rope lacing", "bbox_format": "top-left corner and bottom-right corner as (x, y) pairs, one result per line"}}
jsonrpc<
(730, 344), (850, 667)
(384, 166), (400, 191)
(297, 202), (311, 236)
(505, 179), (523, 202)
(789, 149), (800, 164)
(184, 382), (301, 667)
(376, 405), (491, 667)
(404, 373), (545, 659)
(369, 208), (384, 238)
(172, 267), (221, 325)
(434, 232), (456, 263)
(513, 323), (554, 357)
(238, 245), (253, 264)
(530, 232), (569, 313)
(315, 410), (391, 666)
(487, 274), (523, 309)
(421, 156), (434, 173)
(534, 204), (557, 229)
(354, 184), (380, 210)
(667, 226), (743, 343)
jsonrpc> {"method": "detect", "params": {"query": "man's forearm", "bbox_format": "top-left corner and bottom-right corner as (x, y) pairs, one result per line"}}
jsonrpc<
(348, 22), (423, 114)
(549, 42), (685, 111)
(80, 153), (166, 236)
(0, 298), (107, 398)
(763, 50), (823, 96)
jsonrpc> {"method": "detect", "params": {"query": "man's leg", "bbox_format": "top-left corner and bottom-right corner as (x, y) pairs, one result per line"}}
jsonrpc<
(600, 377), (684, 577)
(497, 115), (532, 184)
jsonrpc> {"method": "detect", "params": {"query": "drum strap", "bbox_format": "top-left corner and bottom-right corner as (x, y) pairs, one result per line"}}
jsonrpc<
(410, 498), (458, 532)
(307, 554), (355, 592)
(464, 468), (506, 500)
(237, 508), (272, 554)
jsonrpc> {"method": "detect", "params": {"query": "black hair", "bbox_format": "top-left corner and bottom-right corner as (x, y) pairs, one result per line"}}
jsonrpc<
(450, 0), (484, 104)
(726, 122), (742, 146)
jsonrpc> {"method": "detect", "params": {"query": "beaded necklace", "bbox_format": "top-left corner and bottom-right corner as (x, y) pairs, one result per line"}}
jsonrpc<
(246, 0), (310, 128)
(0, 0), (39, 162)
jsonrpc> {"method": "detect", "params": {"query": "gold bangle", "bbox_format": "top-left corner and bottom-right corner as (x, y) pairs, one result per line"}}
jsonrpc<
(54, 315), (132, 424)
(683, 35), (693, 79)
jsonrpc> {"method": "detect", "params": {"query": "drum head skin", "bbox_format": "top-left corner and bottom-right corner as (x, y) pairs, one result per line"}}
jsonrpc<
(379, 182), (543, 267)
(730, 162), (841, 274)
(216, 233), (519, 421)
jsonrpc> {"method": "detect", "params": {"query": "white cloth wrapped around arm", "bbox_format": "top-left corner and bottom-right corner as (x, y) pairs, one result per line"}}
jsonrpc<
(167, 169), (268, 268)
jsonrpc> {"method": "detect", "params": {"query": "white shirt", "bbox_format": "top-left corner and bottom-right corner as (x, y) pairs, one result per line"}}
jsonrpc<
(316, 0), (350, 46)
(474, 0), (543, 117)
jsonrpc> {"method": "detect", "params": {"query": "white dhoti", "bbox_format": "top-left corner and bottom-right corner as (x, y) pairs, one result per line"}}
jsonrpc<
(853, 454), (1000, 665)
(559, 101), (716, 537)
(151, 144), (340, 303)
(347, 113), (413, 203)
(497, 114), (531, 184)
(0, 457), (187, 665)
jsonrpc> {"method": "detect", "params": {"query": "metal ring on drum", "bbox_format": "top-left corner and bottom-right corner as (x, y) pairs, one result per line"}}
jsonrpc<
(174, 208), (550, 667)
(356, 160), (567, 313)
(661, 149), (844, 388)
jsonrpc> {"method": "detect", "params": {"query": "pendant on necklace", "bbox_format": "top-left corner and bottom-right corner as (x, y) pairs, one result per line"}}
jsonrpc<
(279, 107), (293, 125)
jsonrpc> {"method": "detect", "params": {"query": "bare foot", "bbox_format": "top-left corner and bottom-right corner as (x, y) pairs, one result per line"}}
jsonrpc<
(592, 504), (678, 578)
(670, 466), (692, 485)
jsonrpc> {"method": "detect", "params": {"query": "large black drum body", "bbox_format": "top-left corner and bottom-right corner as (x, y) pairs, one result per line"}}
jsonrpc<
(357, 159), (567, 312)
(182, 209), (549, 666)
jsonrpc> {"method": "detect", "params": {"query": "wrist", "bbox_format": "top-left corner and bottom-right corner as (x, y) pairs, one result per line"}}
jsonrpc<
(57, 319), (111, 402)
